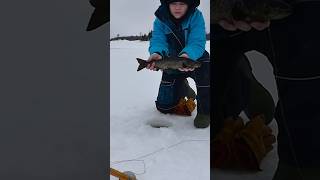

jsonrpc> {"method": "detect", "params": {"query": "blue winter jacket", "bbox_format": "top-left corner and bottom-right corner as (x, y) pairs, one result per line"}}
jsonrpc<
(149, 5), (207, 61)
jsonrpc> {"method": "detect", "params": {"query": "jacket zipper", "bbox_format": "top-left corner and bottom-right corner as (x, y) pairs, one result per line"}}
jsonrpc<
(158, 19), (185, 49)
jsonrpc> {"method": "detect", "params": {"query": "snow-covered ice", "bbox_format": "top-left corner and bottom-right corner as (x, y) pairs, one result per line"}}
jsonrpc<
(110, 40), (210, 180)
(110, 40), (279, 180)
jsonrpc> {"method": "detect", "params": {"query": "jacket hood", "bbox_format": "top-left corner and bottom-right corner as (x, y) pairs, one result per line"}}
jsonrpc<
(155, 0), (199, 23)
(160, 0), (200, 8)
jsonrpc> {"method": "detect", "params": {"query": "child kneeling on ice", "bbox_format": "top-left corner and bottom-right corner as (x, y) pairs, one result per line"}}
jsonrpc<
(147, 0), (210, 128)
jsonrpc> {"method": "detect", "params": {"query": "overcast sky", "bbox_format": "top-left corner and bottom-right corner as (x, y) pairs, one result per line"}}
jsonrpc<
(110, 0), (210, 38)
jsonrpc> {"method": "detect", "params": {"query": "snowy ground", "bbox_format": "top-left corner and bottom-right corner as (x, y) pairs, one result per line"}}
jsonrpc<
(110, 40), (210, 180)
(110, 40), (279, 180)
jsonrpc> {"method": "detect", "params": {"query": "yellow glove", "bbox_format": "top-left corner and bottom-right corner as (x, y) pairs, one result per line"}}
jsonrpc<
(212, 116), (245, 168)
(172, 98), (196, 116)
(185, 98), (196, 113)
(235, 114), (276, 170)
(212, 115), (276, 170)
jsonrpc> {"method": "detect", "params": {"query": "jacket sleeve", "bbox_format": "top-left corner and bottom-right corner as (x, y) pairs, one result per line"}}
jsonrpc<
(180, 10), (206, 61)
(149, 18), (169, 57)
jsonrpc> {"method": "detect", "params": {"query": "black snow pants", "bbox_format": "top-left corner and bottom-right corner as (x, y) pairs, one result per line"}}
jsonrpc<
(155, 51), (210, 115)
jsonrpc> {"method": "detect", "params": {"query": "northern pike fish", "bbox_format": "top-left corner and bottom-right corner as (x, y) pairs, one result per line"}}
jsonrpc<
(212, 0), (292, 24)
(136, 56), (201, 71)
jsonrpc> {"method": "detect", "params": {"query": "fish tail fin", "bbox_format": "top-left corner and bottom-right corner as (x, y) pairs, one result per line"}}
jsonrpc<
(136, 58), (148, 71)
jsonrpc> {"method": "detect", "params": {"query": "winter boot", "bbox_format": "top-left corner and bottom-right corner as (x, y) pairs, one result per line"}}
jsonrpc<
(194, 113), (210, 128)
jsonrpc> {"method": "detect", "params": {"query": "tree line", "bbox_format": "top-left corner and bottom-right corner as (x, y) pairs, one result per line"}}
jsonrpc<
(110, 31), (210, 41)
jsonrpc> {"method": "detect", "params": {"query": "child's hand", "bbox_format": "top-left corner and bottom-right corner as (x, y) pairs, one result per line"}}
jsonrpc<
(179, 53), (189, 58)
(146, 53), (162, 71)
(178, 53), (195, 72)
(219, 20), (270, 31)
